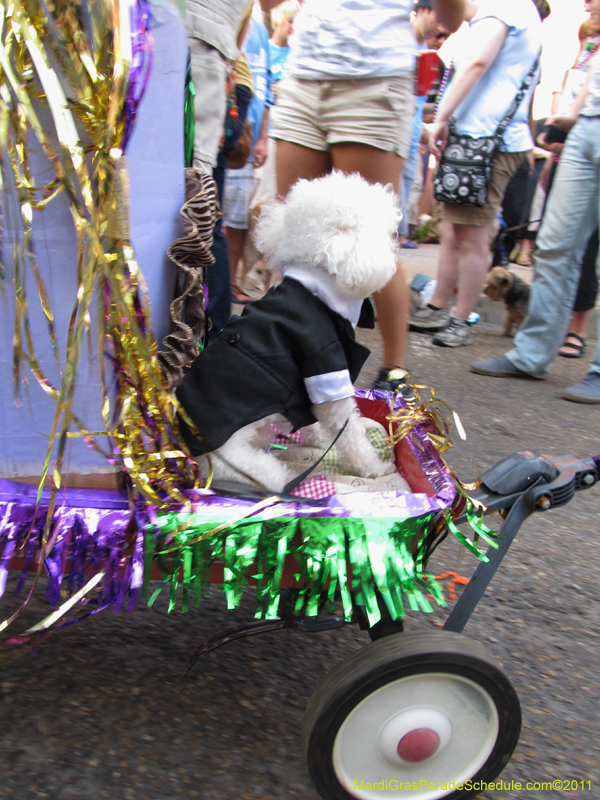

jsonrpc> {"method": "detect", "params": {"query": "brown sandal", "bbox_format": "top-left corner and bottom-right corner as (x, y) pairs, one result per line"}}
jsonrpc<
(558, 332), (585, 359)
(514, 250), (534, 267)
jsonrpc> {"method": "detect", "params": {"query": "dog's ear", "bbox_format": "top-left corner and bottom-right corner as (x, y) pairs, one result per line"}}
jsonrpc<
(253, 202), (286, 271)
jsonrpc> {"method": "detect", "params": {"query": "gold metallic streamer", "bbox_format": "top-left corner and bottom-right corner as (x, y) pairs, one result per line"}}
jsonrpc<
(386, 383), (465, 454)
(0, 0), (204, 630)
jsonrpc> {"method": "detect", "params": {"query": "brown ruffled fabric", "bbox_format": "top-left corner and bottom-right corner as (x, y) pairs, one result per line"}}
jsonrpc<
(158, 169), (219, 387)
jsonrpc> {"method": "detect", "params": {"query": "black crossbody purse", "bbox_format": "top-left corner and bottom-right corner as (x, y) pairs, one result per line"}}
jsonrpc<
(434, 51), (541, 208)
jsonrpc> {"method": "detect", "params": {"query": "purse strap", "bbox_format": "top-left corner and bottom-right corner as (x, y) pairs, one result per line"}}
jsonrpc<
(493, 48), (542, 143)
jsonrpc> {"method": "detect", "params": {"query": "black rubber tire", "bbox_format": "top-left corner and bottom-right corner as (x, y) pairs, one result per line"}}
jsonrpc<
(302, 631), (521, 800)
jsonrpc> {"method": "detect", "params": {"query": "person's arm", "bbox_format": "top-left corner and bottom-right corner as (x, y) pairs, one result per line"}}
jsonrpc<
(549, 69), (569, 115)
(538, 154), (554, 193)
(429, 16), (508, 157)
(253, 108), (270, 167)
(433, 0), (468, 33)
(237, 17), (250, 48)
(547, 65), (594, 131)
(570, 65), (593, 116)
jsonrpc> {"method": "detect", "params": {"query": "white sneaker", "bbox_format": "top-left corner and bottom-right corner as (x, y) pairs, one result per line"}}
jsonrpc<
(409, 305), (451, 331)
(432, 317), (473, 347)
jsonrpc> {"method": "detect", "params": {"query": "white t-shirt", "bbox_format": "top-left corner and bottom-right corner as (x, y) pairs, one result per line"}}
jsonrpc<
(556, 37), (600, 116)
(451, 0), (542, 152)
(581, 50), (600, 117)
(287, 0), (416, 80)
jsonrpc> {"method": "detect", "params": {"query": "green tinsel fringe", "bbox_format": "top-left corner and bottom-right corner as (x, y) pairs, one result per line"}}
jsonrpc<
(144, 511), (458, 627)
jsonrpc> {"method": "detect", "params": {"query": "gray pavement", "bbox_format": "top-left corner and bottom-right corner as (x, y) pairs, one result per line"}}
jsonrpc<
(1, 301), (600, 800)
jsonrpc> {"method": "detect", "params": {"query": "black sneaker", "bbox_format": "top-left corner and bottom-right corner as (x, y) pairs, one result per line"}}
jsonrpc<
(371, 367), (415, 401)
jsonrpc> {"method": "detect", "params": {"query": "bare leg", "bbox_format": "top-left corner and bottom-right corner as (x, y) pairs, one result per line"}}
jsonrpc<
(430, 221), (459, 309)
(515, 237), (535, 266)
(567, 309), (593, 337)
(419, 159), (435, 220)
(275, 140), (331, 198)
(330, 142), (403, 187)
(559, 309), (593, 355)
(452, 223), (494, 320)
(225, 226), (250, 300)
(330, 143), (408, 369)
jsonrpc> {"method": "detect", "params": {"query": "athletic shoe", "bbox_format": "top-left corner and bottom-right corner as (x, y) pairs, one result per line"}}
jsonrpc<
(409, 305), (451, 331)
(432, 317), (473, 347)
(470, 355), (541, 378)
(371, 367), (415, 401)
(562, 372), (600, 404)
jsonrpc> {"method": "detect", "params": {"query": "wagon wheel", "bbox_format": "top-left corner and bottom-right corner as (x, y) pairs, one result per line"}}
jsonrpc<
(302, 632), (521, 800)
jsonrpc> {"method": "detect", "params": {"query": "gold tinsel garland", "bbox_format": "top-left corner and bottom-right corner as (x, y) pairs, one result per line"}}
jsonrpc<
(0, 0), (201, 549)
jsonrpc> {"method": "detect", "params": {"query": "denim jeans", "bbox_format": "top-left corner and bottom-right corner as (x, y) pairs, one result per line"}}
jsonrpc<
(507, 116), (600, 377)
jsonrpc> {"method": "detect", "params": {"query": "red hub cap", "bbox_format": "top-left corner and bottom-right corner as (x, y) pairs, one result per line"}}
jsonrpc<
(397, 728), (441, 763)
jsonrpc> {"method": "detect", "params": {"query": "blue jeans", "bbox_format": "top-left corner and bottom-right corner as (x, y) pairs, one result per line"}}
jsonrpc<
(507, 116), (600, 377)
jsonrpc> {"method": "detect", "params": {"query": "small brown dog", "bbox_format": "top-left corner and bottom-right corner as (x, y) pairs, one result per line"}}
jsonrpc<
(483, 266), (530, 336)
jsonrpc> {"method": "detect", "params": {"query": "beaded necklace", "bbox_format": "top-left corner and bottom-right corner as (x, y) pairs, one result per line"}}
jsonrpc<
(576, 37), (600, 71)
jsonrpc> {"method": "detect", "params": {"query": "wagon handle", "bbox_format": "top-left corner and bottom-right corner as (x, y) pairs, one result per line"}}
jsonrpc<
(443, 452), (599, 633)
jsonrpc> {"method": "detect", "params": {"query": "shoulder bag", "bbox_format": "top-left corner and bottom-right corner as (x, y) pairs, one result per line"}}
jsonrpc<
(434, 50), (541, 208)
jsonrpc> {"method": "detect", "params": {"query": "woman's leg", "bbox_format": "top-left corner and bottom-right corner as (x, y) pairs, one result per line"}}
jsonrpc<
(225, 226), (250, 301)
(452, 223), (495, 320)
(427, 221), (493, 348)
(275, 140), (331, 198)
(330, 143), (408, 370)
(430, 220), (493, 318)
(429, 221), (459, 308)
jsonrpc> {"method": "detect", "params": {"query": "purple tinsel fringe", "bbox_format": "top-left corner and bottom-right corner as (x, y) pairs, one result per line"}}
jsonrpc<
(0, 492), (132, 613)
(121, 0), (153, 152)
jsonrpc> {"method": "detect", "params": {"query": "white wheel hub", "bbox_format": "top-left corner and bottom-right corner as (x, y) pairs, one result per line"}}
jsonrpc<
(332, 672), (499, 800)
(379, 707), (452, 766)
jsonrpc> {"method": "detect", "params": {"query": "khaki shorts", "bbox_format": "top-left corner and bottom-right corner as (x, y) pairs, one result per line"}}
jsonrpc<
(441, 150), (529, 226)
(271, 75), (415, 159)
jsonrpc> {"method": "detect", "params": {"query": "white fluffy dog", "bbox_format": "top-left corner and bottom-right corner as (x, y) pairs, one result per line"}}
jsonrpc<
(176, 171), (401, 493)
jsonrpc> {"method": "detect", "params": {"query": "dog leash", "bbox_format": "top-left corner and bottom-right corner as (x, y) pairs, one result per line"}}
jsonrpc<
(499, 219), (542, 235)
(282, 418), (350, 495)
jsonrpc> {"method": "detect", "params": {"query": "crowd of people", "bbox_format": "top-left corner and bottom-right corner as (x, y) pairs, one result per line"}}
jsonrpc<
(182, 0), (600, 405)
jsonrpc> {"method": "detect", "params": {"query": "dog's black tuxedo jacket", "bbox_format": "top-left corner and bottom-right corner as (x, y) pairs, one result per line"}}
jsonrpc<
(176, 277), (370, 455)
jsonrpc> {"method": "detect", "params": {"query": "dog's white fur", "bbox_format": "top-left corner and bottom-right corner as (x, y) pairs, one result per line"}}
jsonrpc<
(207, 171), (402, 493)
(255, 170), (399, 297)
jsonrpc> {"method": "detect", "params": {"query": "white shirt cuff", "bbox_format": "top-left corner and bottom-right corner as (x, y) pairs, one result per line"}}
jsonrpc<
(304, 370), (355, 404)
